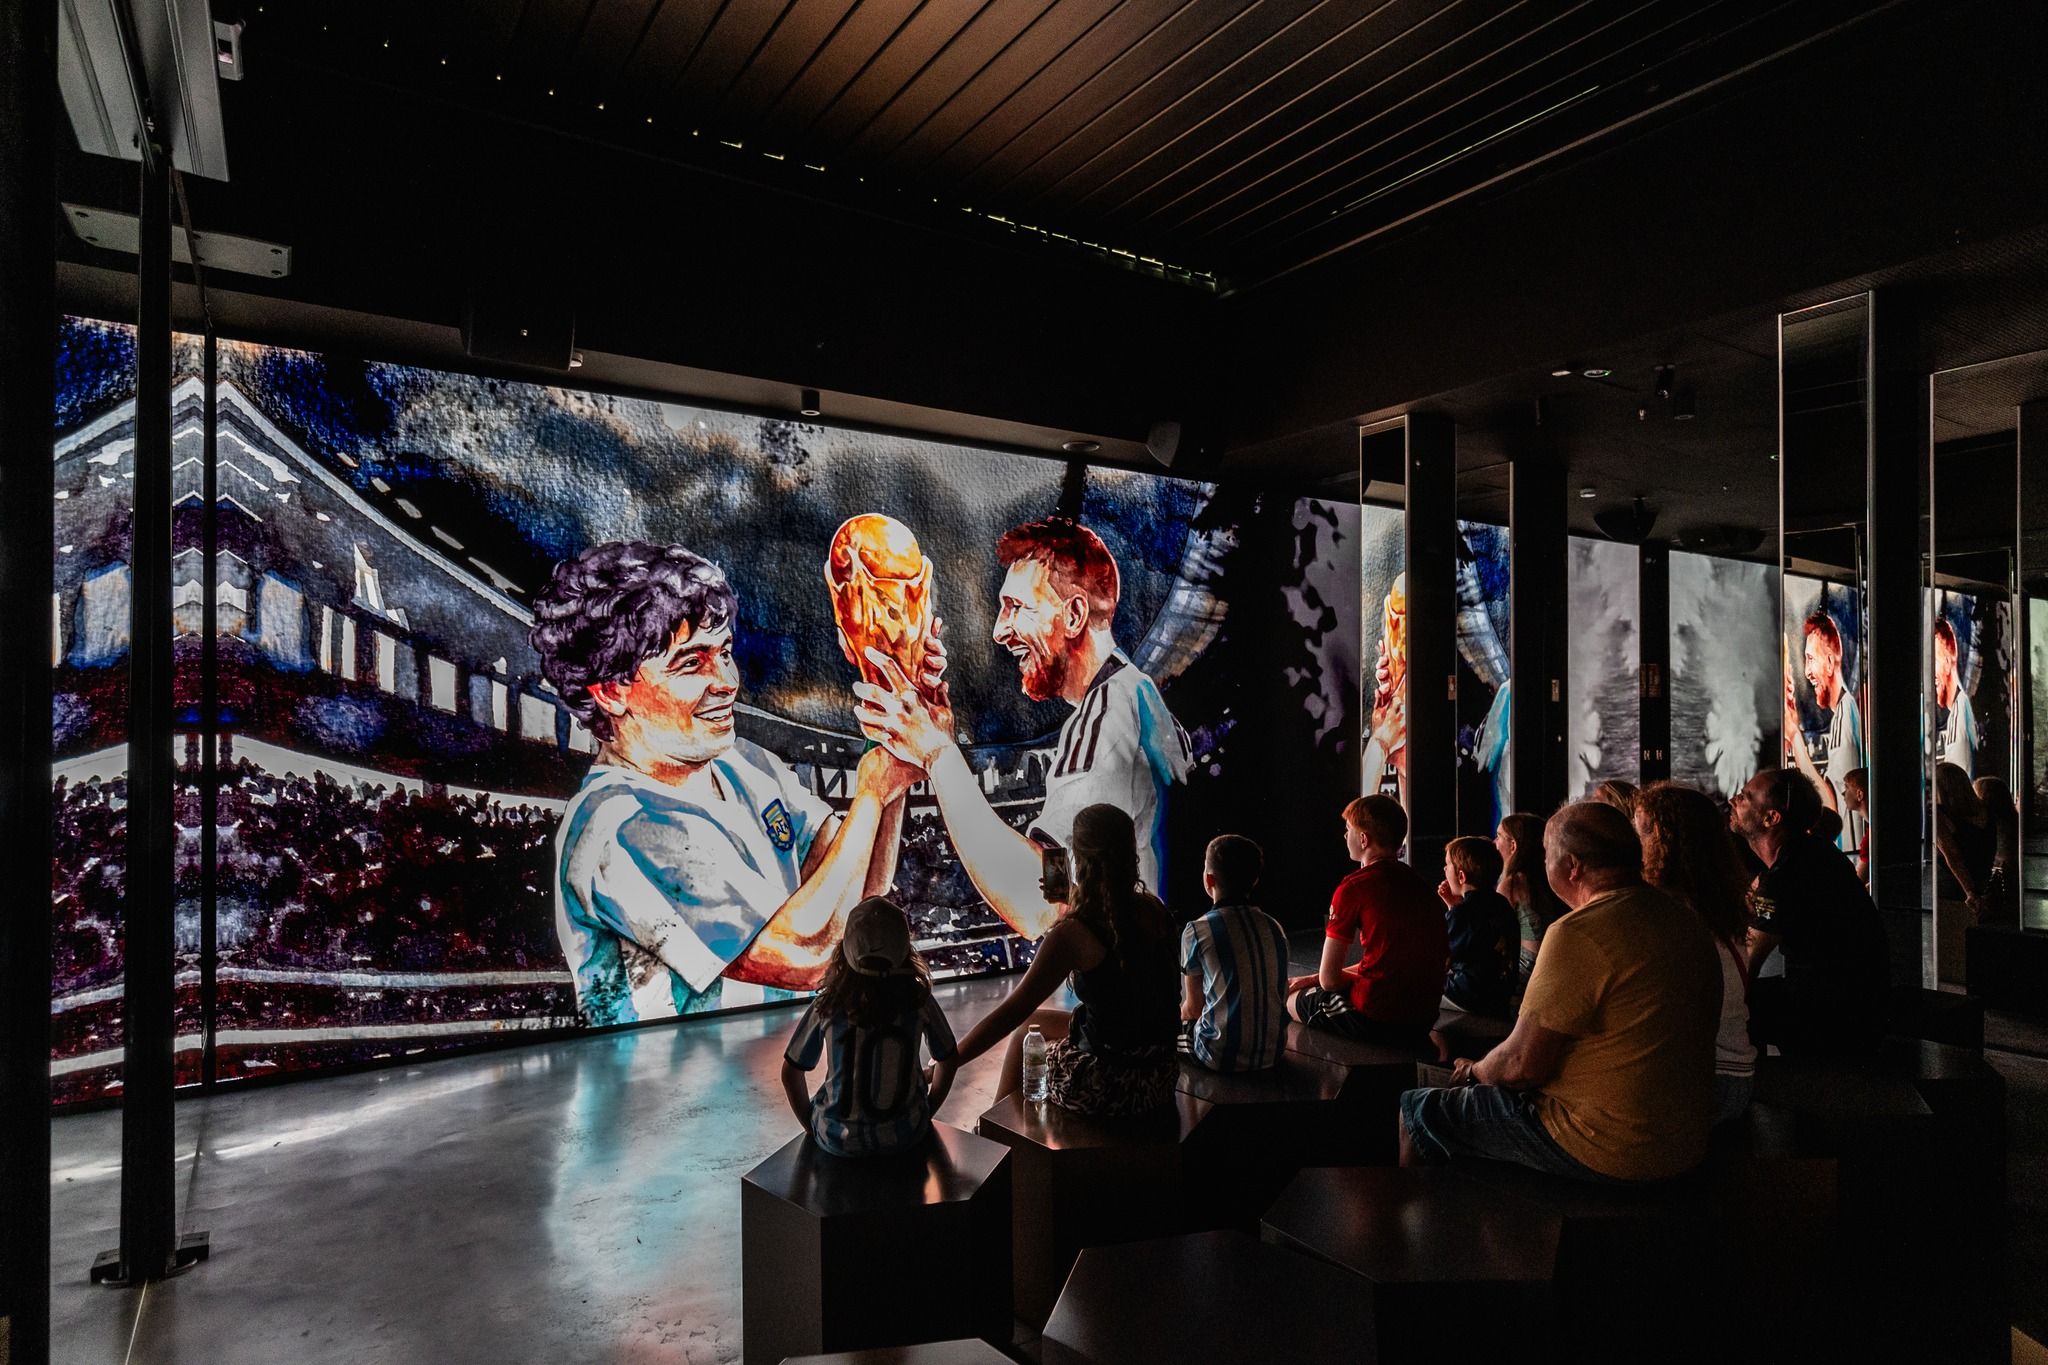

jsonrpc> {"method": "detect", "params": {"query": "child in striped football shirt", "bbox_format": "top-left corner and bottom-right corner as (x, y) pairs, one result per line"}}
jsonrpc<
(1180, 835), (1290, 1072)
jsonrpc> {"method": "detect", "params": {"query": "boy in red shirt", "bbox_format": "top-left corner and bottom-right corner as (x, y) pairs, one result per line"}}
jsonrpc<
(1286, 795), (1448, 1044)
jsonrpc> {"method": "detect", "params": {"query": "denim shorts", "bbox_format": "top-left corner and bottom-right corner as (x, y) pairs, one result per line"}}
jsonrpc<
(1398, 1083), (1624, 1185)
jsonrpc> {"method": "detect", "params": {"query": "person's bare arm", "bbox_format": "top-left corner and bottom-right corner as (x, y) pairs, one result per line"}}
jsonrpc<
(950, 922), (1090, 1066)
(854, 651), (1058, 939)
(781, 1058), (814, 1128)
(1746, 928), (1782, 982)
(1470, 1014), (1569, 1090)
(728, 749), (917, 988)
(1181, 973), (1204, 1023)
(1315, 936), (1353, 994)
(1934, 814), (1982, 902)
(863, 794), (907, 899)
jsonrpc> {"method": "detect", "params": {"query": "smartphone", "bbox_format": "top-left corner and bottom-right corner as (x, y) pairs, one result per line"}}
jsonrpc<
(1040, 845), (1072, 903)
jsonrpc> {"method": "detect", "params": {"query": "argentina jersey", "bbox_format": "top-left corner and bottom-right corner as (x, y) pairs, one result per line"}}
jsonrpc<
(554, 738), (833, 1027)
(784, 992), (957, 1156)
(1029, 650), (1192, 894)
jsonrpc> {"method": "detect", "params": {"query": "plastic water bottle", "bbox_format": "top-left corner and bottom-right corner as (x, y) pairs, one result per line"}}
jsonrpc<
(1021, 1026), (1048, 1102)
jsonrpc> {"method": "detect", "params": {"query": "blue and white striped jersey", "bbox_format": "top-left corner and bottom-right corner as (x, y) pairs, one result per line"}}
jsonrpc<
(1030, 650), (1192, 895)
(1180, 901), (1290, 1072)
(784, 990), (958, 1157)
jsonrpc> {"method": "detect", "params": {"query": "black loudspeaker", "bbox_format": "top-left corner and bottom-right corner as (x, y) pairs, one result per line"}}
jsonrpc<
(462, 267), (576, 371)
(1593, 498), (1658, 543)
(1145, 420), (1182, 467)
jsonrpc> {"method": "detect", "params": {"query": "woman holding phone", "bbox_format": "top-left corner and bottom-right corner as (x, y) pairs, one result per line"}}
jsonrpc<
(927, 803), (1181, 1118)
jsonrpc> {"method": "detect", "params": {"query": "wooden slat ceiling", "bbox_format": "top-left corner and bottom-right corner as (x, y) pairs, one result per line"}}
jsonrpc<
(248, 0), (1885, 287)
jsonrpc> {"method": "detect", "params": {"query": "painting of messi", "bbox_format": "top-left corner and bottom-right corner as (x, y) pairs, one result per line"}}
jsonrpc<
(111, 335), (1365, 1080)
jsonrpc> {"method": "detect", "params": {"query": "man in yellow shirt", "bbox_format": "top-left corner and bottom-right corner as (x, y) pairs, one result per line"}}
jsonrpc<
(1397, 801), (1720, 1183)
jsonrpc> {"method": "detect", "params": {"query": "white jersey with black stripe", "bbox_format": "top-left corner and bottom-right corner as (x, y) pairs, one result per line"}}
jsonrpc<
(1028, 650), (1192, 894)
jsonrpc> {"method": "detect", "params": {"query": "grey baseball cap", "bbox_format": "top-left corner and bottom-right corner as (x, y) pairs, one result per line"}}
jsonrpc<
(841, 897), (912, 976)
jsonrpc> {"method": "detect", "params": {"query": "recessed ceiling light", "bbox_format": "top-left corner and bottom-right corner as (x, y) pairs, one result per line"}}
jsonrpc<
(1551, 367), (1573, 378)
(1062, 439), (1101, 455)
(1582, 368), (1612, 379)
(1579, 487), (1597, 499)
(798, 388), (822, 417)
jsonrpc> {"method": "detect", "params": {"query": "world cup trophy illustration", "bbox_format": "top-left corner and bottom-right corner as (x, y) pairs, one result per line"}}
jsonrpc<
(826, 513), (935, 688)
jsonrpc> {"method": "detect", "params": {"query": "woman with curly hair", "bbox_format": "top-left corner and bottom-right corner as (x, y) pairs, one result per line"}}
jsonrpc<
(1496, 812), (1564, 997)
(1634, 782), (1755, 1123)
(929, 803), (1179, 1118)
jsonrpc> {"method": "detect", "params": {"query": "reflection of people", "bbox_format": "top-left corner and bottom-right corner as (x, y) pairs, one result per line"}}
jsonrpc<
(780, 896), (958, 1157)
(1933, 618), (1978, 776)
(855, 517), (1190, 939)
(1285, 796), (1445, 1044)
(531, 541), (919, 1026)
(928, 804), (1180, 1118)
(1785, 607), (1863, 853)
(1363, 573), (1408, 800)
(1934, 763), (1996, 922)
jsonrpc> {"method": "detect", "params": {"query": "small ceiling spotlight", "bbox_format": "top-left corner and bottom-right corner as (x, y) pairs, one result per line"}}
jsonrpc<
(1581, 367), (1612, 379)
(567, 351), (584, 369)
(1062, 439), (1101, 455)
(798, 388), (821, 417)
(1550, 367), (1573, 378)
(1579, 486), (1598, 499)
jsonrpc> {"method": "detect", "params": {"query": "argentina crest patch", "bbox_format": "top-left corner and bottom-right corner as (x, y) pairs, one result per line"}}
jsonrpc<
(762, 798), (796, 852)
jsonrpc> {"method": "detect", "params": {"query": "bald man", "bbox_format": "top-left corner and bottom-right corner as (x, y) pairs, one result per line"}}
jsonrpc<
(1397, 802), (1721, 1184)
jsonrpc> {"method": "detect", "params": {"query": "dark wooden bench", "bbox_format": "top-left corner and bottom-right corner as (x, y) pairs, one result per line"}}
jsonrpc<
(1885, 982), (1985, 1048)
(974, 1090), (1210, 1328)
(1281, 1021), (1429, 1164)
(1965, 923), (2048, 1018)
(1176, 1050), (1352, 1225)
(1429, 1006), (1512, 1062)
(1261, 1165), (1557, 1362)
(740, 1123), (1011, 1365)
(778, 1343), (1013, 1365)
(1039, 1230), (1377, 1365)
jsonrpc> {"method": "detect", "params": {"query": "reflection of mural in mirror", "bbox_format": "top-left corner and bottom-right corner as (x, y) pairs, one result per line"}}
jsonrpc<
(1567, 537), (1640, 797)
(1670, 551), (1778, 800)
(1359, 503), (1405, 802)
(1930, 587), (2014, 784)
(1784, 573), (1867, 853)
(2032, 596), (2048, 918)
(1455, 521), (1512, 833)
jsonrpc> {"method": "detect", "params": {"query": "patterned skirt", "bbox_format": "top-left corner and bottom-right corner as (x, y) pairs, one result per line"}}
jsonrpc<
(1044, 1036), (1179, 1119)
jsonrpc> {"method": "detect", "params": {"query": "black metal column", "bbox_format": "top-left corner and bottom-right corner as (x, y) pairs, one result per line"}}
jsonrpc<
(1509, 439), (1569, 812)
(0, 0), (58, 1354)
(116, 142), (180, 1282)
(1867, 290), (1925, 988)
(1639, 544), (1672, 785)
(1404, 414), (1458, 870)
(2020, 400), (2046, 887)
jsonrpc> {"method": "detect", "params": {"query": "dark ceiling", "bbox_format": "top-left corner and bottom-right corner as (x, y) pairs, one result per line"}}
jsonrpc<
(242, 0), (1892, 287)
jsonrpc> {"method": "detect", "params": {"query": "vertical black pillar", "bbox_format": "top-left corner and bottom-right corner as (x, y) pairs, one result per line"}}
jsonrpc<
(1509, 439), (1569, 811)
(2020, 400), (2046, 880)
(200, 337), (218, 1086)
(1639, 545), (1672, 784)
(0, 0), (57, 1353)
(120, 142), (179, 1281)
(1405, 415), (1458, 870)
(1867, 291), (1924, 987)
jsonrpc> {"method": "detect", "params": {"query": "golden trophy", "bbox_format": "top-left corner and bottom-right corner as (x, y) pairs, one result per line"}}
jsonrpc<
(825, 513), (935, 688)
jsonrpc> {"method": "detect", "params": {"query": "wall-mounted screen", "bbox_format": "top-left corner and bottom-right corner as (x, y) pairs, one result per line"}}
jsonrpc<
(1567, 536), (1640, 798)
(1669, 550), (1778, 800)
(1931, 586), (2013, 784)
(50, 323), (1360, 1098)
(1455, 521), (1512, 832)
(1360, 502), (1405, 802)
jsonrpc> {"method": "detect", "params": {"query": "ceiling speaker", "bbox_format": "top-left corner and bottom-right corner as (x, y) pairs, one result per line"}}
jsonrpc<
(1145, 420), (1182, 467)
(1593, 497), (1658, 543)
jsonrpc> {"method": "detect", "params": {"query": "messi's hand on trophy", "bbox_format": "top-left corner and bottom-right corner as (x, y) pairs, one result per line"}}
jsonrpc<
(918, 615), (951, 710)
(854, 649), (954, 771)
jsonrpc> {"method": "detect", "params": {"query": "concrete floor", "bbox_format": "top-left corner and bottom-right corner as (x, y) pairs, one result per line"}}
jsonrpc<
(48, 936), (2048, 1365)
(51, 973), (1025, 1365)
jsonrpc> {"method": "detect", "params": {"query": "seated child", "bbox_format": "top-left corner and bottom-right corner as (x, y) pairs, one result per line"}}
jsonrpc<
(1180, 834), (1290, 1072)
(1437, 836), (1516, 1018)
(781, 897), (957, 1156)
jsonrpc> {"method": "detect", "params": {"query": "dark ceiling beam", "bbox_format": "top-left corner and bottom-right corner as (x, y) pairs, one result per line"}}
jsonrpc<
(1215, 0), (2048, 479)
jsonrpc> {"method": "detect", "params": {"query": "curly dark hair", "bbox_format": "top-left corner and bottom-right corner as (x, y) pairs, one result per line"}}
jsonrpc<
(1068, 803), (1165, 971)
(527, 541), (738, 743)
(1635, 782), (1752, 948)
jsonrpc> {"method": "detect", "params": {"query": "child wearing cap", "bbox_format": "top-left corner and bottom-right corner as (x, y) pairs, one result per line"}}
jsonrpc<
(780, 897), (958, 1157)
